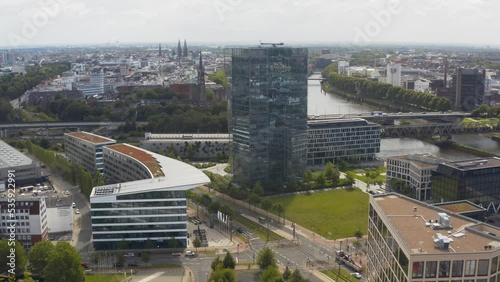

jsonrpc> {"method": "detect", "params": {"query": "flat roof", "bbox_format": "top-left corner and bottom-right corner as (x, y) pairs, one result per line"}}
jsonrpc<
(106, 144), (164, 178)
(145, 133), (232, 141)
(90, 154), (210, 198)
(440, 157), (500, 171)
(66, 131), (115, 145)
(0, 140), (34, 169)
(388, 154), (446, 169)
(307, 118), (379, 129)
(373, 193), (500, 255)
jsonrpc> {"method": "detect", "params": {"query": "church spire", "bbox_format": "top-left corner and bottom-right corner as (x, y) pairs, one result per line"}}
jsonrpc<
(183, 39), (188, 58)
(177, 40), (182, 62)
(198, 51), (206, 101)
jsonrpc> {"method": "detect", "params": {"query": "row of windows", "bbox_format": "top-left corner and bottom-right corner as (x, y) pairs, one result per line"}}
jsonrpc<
(92, 223), (186, 232)
(91, 201), (186, 209)
(1, 221), (29, 226)
(93, 231), (186, 239)
(91, 208), (186, 217)
(92, 216), (186, 224)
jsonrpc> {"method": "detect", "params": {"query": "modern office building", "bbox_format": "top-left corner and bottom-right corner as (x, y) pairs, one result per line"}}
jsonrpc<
(230, 47), (308, 188)
(0, 194), (48, 250)
(306, 118), (381, 165)
(64, 131), (116, 174)
(91, 143), (210, 250)
(0, 140), (43, 187)
(45, 195), (73, 234)
(451, 68), (485, 111)
(387, 63), (402, 87)
(431, 157), (500, 208)
(79, 72), (105, 97)
(386, 154), (446, 201)
(368, 193), (500, 282)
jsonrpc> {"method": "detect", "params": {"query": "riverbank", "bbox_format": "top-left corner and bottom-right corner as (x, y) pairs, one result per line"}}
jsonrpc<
(322, 82), (424, 113)
(433, 139), (500, 158)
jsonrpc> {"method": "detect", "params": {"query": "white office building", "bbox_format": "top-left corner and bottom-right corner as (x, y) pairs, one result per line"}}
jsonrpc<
(387, 63), (402, 87)
(91, 143), (210, 250)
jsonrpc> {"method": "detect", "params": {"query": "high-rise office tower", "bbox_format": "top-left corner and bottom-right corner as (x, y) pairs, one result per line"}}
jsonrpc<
(451, 68), (485, 111)
(230, 47), (308, 189)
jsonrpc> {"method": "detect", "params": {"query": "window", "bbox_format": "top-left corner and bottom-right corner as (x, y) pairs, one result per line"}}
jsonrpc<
(412, 262), (424, 278)
(426, 261), (437, 278)
(492, 257), (498, 274)
(464, 260), (476, 277)
(478, 259), (489, 276)
(452, 260), (463, 277)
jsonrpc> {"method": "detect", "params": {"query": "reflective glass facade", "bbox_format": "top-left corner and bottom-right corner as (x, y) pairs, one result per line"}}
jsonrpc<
(231, 47), (308, 188)
(431, 159), (500, 206)
(91, 190), (188, 250)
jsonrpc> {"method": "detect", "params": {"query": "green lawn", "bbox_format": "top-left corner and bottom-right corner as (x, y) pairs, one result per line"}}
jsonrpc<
(268, 189), (368, 239)
(85, 275), (124, 282)
(323, 269), (360, 282)
(344, 166), (386, 185)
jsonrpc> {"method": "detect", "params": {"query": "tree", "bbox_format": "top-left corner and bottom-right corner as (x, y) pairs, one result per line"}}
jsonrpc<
(315, 172), (326, 187)
(261, 199), (273, 216)
(253, 180), (264, 196)
(345, 172), (355, 187)
(28, 240), (55, 279)
(0, 239), (27, 278)
(211, 256), (223, 271)
(283, 266), (292, 280)
(193, 237), (202, 252)
(257, 247), (277, 270)
(141, 251), (151, 266)
(289, 269), (307, 282)
(259, 265), (282, 282)
(354, 229), (363, 239)
(223, 252), (236, 269)
(169, 237), (179, 249)
(248, 193), (261, 211)
(201, 194), (212, 207)
(209, 268), (236, 282)
(44, 242), (83, 282)
(303, 169), (313, 186)
(324, 162), (335, 180)
(273, 203), (285, 225)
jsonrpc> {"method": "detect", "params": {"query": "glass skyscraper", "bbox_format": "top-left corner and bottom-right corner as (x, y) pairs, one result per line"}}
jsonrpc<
(230, 47), (308, 189)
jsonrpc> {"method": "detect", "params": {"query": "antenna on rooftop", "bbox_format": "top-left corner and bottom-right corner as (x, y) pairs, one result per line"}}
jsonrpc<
(259, 40), (284, 47)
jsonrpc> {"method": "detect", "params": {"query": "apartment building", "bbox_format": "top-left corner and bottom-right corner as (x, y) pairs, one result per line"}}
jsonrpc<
(368, 193), (500, 282)
(64, 131), (116, 173)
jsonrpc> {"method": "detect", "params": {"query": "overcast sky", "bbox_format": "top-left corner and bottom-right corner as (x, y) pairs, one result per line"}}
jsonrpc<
(0, 0), (496, 48)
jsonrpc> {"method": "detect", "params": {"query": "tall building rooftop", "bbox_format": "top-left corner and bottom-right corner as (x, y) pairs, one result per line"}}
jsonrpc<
(0, 140), (33, 169)
(66, 132), (115, 145)
(105, 144), (165, 178)
(440, 157), (500, 170)
(372, 193), (500, 255)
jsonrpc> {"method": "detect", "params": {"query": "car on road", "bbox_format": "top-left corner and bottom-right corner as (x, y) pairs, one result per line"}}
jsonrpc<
(49, 236), (55, 241)
(124, 253), (135, 257)
(351, 272), (362, 279)
(172, 252), (181, 256)
(128, 261), (139, 266)
(115, 262), (124, 268)
(236, 227), (244, 234)
(185, 251), (196, 257)
(72, 202), (76, 208)
(421, 112), (426, 114)
(75, 209), (80, 214)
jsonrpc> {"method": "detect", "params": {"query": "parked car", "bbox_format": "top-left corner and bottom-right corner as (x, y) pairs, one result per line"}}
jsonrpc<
(115, 262), (124, 268)
(72, 202), (76, 208)
(185, 251), (196, 257)
(351, 272), (362, 279)
(124, 253), (135, 257)
(75, 209), (80, 214)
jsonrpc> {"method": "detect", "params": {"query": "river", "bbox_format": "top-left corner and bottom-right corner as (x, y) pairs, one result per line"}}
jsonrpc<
(307, 76), (482, 161)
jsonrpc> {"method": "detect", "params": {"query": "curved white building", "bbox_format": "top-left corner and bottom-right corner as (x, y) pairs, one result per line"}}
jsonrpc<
(91, 143), (209, 250)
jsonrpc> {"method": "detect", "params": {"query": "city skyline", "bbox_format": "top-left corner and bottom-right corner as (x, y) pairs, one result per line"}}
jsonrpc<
(0, 0), (497, 48)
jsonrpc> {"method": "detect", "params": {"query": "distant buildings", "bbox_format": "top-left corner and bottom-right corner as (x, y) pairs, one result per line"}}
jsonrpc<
(0, 140), (43, 187)
(386, 63), (402, 87)
(432, 157), (500, 208)
(64, 132), (116, 174)
(79, 72), (104, 97)
(338, 61), (350, 75)
(91, 143), (209, 250)
(451, 68), (485, 111)
(368, 193), (500, 282)
(230, 47), (308, 188)
(306, 118), (381, 165)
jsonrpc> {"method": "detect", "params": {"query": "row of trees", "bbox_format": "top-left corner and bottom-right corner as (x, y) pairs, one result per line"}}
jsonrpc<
(208, 248), (309, 282)
(25, 140), (103, 198)
(0, 239), (84, 282)
(0, 63), (70, 100)
(322, 64), (452, 112)
(471, 104), (500, 118)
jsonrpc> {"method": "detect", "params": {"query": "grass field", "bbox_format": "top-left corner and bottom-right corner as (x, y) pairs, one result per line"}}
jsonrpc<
(85, 275), (123, 282)
(268, 188), (368, 239)
(322, 269), (360, 282)
(344, 166), (386, 184)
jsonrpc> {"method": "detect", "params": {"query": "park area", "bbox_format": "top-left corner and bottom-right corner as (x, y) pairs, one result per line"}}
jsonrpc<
(268, 188), (369, 239)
